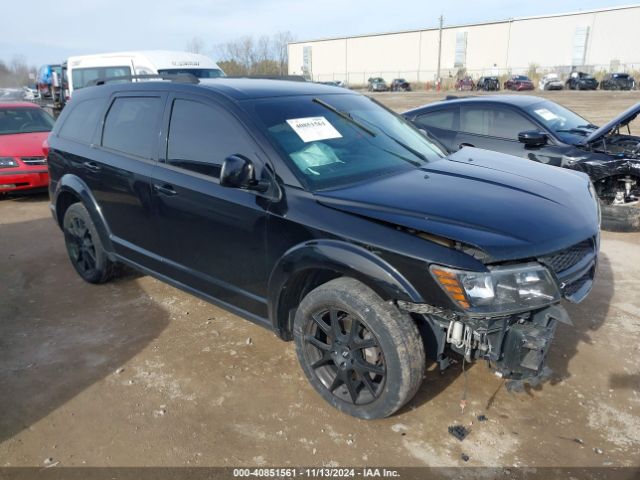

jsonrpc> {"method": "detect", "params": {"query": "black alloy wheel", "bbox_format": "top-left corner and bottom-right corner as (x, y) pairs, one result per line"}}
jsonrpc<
(65, 214), (97, 276)
(293, 277), (426, 419)
(302, 306), (386, 405)
(63, 203), (117, 283)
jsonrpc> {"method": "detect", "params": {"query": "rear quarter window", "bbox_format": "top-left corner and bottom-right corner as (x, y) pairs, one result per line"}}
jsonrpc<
(102, 96), (163, 159)
(58, 98), (104, 144)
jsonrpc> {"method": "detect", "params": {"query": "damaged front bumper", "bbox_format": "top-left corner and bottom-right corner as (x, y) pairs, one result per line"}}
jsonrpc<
(398, 301), (571, 386)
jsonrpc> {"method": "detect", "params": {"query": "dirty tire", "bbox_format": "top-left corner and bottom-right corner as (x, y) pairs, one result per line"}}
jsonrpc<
(600, 202), (640, 232)
(63, 202), (117, 283)
(293, 277), (426, 419)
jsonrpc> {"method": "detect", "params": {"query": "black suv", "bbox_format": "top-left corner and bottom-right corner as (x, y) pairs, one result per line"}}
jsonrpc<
(566, 72), (599, 90)
(48, 77), (600, 419)
(600, 73), (635, 91)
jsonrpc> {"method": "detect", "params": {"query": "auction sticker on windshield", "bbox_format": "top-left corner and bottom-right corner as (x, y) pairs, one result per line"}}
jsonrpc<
(534, 108), (558, 121)
(286, 116), (342, 143)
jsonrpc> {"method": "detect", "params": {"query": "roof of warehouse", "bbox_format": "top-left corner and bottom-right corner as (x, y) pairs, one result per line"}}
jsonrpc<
(288, 4), (640, 45)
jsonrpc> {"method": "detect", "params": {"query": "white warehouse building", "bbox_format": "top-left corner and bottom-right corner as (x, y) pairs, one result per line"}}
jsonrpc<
(287, 4), (640, 86)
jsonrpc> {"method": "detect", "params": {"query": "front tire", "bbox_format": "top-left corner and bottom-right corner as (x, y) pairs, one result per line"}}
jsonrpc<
(601, 202), (640, 232)
(63, 203), (117, 283)
(293, 277), (426, 419)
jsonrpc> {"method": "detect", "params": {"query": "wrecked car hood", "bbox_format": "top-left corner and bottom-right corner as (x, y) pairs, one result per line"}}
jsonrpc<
(316, 148), (599, 261)
(581, 102), (640, 145)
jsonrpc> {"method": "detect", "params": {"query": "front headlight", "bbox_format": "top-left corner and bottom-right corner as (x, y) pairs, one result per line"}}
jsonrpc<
(0, 157), (18, 168)
(430, 263), (561, 316)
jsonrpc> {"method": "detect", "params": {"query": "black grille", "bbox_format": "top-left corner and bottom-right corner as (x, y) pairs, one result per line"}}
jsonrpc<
(541, 239), (593, 274)
(21, 156), (46, 165)
(563, 270), (594, 298)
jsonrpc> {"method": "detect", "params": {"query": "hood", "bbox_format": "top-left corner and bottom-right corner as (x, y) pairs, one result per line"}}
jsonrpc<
(581, 102), (640, 145)
(315, 148), (599, 261)
(0, 131), (49, 157)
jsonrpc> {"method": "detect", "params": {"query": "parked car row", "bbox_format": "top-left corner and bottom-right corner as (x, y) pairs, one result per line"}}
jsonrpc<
(324, 72), (636, 93)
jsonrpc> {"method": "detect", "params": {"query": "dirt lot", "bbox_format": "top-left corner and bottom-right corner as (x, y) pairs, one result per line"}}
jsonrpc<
(1, 91), (639, 471)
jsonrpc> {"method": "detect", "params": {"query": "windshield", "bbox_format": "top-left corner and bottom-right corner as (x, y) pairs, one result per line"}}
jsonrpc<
(157, 68), (225, 78)
(251, 94), (445, 190)
(524, 100), (594, 144)
(0, 107), (54, 135)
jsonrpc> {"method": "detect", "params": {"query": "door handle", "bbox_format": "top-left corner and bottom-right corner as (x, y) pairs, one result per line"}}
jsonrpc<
(83, 161), (101, 172)
(153, 184), (177, 196)
(458, 143), (475, 149)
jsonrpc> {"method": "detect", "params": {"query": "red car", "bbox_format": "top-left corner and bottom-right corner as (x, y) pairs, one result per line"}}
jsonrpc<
(503, 75), (535, 91)
(0, 102), (54, 193)
(455, 76), (475, 91)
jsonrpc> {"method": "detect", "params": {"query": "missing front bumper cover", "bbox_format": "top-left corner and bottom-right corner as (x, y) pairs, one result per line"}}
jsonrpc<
(397, 301), (569, 383)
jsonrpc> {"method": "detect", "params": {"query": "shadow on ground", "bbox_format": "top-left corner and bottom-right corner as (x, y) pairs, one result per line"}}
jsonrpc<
(0, 217), (169, 443)
(0, 191), (49, 203)
(547, 252), (614, 383)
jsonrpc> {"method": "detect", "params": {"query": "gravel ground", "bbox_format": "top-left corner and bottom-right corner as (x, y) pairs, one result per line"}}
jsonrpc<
(0, 90), (639, 470)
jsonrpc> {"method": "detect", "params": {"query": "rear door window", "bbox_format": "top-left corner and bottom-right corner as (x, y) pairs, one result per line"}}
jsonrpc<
(102, 96), (163, 159)
(460, 105), (535, 139)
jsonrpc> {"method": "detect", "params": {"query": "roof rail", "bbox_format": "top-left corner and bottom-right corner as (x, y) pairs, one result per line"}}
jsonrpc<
(87, 73), (199, 87)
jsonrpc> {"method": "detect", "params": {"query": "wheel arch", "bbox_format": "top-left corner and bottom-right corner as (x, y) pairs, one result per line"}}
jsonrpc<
(53, 173), (115, 254)
(268, 239), (423, 340)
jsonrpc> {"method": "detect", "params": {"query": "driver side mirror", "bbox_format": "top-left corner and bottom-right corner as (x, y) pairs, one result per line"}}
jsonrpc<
(518, 130), (548, 148)
(220, 155), (270, 193)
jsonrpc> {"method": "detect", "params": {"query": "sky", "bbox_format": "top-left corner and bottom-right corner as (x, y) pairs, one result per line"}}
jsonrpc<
(0, 0), (636, 67)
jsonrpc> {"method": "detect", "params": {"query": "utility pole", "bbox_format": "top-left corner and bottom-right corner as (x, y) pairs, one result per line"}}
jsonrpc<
(436, 14), (443, 89)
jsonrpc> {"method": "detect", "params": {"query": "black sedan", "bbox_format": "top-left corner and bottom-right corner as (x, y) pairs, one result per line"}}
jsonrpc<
(390, 78), (411, 91)
(403, 95), (640, 231)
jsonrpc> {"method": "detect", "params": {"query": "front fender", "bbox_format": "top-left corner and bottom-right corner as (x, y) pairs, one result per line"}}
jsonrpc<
(267, 239), (424, 337)
(572, 158), (640, 182)
(53, 173), (114, 254)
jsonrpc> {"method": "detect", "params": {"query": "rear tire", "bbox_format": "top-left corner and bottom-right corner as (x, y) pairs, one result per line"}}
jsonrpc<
(293, 277), (426, 419)
(63, 203), (117, 283)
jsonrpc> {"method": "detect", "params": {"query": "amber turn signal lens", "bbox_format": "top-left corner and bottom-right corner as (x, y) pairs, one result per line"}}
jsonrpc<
(431, 267), (471, 309)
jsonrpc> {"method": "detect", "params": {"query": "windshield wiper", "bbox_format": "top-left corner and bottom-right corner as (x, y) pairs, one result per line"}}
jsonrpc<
(350, 112), (427, 161)
(577, 123), (598, 129)
(381, 148), (423, 167)
(556, 128), (590, 135)
(312, 98), (376, 137)
(382, 133), (427, 161)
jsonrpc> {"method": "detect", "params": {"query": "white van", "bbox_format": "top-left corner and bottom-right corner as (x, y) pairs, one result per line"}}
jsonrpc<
(65, 50), (225, 97)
